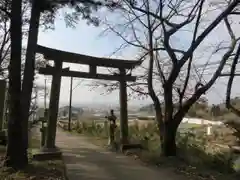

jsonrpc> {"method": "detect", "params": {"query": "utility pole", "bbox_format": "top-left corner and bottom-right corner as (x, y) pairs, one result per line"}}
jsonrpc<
(34, 86), (38, 121)
(44, 78), (47, 110)
(68, 77), (73, 131)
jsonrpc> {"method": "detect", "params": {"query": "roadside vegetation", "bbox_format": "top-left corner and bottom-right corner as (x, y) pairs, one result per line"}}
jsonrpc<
(59, 119), (240, 180)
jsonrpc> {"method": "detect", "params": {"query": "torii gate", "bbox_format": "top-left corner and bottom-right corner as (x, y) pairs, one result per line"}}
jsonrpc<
(37, 45), (140, 150)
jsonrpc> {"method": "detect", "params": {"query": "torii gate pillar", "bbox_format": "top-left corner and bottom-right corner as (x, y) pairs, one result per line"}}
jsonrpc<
(45, 61), (62, 149)
(119, 68), (128, 144)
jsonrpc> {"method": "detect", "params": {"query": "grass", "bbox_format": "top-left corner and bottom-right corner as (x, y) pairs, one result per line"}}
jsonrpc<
(0, 129), (66, 180)
(0, 160), (65, 180)
(61, 120), (240, 180)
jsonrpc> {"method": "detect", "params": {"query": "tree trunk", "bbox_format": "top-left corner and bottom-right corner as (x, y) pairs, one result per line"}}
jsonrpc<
(4, 0), (28, 169)
(161, 122), (178, 156)
(5, 113), (28, 168)
(21, 0), (41, 151)
(155, 107), (164, 150)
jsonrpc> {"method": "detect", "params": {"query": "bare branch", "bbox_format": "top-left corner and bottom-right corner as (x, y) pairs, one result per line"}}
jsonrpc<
(226, 43), (240, 116)
(178, 0), (205, 107)
(180, 0), (239, 66)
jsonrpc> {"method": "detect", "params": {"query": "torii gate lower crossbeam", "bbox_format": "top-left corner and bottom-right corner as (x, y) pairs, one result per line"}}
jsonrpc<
(37, 45), (140, 151)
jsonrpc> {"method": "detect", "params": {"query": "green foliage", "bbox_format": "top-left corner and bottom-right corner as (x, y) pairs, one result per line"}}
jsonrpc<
(38, 0), (105, 29)
(0, 0), (108, 30)
(72, 121), (109, 138)
(224, 120), (240, 145)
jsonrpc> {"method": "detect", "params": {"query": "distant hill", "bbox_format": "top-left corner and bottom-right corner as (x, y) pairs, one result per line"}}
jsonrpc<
(138, 97), (240, 122)
(59, 106), (84, 117)
(139, 104), (154, 113)
(59, 106), (83, 112)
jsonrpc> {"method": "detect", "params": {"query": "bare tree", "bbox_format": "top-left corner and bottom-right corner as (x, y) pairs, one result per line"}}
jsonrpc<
(224, 41), (240, 144)
(226, 43), (240, 116)
(0, 0), (34, 79)
(94, 0), (240, 156)
(0, 1), (10, 78)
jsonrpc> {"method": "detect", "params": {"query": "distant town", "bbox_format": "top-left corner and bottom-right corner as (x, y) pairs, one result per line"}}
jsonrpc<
(35, 103), (155, 121)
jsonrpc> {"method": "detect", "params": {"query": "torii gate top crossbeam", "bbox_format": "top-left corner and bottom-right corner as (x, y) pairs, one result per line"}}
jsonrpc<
(36, 45), (141, 69)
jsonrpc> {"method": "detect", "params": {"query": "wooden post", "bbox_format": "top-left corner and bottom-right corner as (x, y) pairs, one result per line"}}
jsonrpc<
(0, 80), (6, 130)
(119, 68), (128, 144)
(45, 61), (62, 149)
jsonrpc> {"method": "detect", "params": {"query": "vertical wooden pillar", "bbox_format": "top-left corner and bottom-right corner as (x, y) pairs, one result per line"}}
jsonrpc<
(119, 68), (129, 144)
(0, 80), (6, 130)
(45, 61), (62, 149)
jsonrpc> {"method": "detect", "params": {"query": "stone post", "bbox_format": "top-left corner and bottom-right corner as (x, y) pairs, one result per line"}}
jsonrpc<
(104, 120), (108, 137)
(40, 109), (48, 147)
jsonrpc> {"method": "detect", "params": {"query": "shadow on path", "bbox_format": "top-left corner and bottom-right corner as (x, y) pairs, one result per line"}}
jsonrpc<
(56, 128), (185, 180)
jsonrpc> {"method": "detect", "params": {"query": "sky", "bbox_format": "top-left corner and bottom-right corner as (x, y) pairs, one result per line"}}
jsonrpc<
(36, 8), (151, 108)
(35, 4), (240, 108)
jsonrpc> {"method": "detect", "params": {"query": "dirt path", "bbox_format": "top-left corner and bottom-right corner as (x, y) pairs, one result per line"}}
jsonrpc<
(55, 128), (186, 180)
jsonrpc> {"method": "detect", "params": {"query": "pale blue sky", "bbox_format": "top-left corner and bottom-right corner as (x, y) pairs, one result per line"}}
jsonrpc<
(35, 7), (240, 108)
(36, 13), (151, 107)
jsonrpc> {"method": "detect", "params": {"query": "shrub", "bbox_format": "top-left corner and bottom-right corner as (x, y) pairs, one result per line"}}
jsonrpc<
(223, 119), (240, 145)
(69, 120), (238, 174)
(177, 131), (235, 173)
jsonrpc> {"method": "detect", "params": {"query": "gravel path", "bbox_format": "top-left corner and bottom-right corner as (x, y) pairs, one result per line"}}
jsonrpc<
(55, 128), (186, 180)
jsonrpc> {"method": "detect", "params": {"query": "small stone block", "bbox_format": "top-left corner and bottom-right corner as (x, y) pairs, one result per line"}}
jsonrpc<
(32, 148), (62, 161)
(120, 143), (143, 152)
